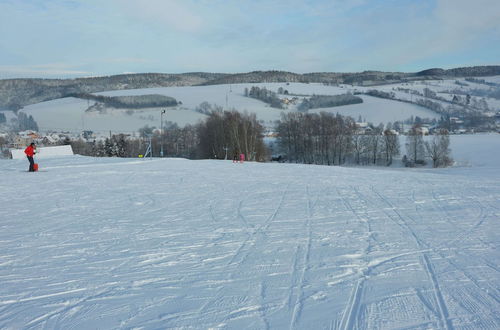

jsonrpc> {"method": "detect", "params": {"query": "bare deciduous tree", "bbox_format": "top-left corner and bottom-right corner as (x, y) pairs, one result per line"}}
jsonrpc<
(405, 125), (426, 166)
(425, 129), (453, 167)
(383, 128), (400, 166)
(197, 110), (267, 161)
(276, 112), (356, 165)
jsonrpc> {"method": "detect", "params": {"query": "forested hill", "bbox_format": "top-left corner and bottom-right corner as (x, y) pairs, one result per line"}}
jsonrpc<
(416, 65), (500, 77)
(198, 66), (500, 85)
(0, 72), (227, 111)
(1, 65), (499, 110)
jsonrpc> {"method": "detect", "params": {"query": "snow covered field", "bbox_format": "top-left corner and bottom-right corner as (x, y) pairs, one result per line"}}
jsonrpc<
(309, 95), (439, 124)
(19, 83), (442, 134)
(6, 76), (500, 135)
(1, 135), (499, 329)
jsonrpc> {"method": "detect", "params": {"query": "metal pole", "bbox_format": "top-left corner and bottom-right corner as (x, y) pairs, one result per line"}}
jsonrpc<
(160, 110), (165, 157)
(150, 135), (153, 159)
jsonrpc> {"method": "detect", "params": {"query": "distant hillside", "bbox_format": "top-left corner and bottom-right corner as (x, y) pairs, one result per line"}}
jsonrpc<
(1, 66), (499, 110)
(416, 65), (500, 77)
(200, 70), (409, 86)
(199, 70), (307, 85)
(0, 72), (226, 111)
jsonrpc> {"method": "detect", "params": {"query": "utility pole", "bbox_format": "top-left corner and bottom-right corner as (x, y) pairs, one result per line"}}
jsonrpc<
(160, 109), (166, 157)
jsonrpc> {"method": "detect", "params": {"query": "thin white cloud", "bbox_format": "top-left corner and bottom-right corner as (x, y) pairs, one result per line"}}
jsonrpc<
(101, 58), (152, 64)
(0, 64), (92, 78)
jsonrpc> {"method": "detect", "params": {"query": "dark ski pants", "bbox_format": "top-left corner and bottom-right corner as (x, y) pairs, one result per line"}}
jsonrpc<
(27, 156), (35, 172)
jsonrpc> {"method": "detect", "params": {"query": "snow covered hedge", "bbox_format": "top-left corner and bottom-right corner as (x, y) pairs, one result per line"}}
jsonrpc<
(298, 94), (363, 111)
(73, 93), (178, 109)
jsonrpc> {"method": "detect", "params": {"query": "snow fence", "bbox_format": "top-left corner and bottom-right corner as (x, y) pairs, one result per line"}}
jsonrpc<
(10, 145), (74, 159)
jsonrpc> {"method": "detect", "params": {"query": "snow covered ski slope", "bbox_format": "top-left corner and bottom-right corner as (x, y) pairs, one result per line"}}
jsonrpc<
(0, 156), (499, 329)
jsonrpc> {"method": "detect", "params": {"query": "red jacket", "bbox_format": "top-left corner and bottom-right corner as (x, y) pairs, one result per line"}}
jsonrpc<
(24, 145), (35, 157)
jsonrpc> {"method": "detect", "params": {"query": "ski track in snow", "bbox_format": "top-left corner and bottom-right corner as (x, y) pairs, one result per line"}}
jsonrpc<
(0, 156), (499, 329)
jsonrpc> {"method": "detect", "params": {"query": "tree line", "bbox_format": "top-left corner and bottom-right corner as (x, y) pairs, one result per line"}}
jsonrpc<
(244, 86), (283, 109)
(67, 109), (451, 168)
(17, 112), (39, 131)
(71, 110), (267, 162)
(298, 94), (363, 112)
(276, 112), (400, 166)
(275, 112), (452, 168)
(72, 125), (200, 159)
(404, 127), (452, 168)
(197, 110), (267, 160)
(72, 93), (178, 109)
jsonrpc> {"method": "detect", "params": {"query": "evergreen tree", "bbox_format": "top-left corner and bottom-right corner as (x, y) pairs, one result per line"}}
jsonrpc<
(17, 112), (39, 131)
(104, 138), (114, 157)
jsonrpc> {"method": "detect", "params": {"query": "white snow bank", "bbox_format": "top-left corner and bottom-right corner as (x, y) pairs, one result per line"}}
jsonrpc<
(10, 145), (74, 159)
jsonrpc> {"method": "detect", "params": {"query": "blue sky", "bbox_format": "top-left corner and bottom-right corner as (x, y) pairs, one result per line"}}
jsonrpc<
(0, 0), (499, 78)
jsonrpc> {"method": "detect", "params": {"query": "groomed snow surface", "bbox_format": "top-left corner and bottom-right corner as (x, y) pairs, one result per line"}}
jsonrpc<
(1, 136), (499, 329)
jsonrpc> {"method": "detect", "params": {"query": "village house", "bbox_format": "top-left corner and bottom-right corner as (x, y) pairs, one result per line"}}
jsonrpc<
(355, 122), (372, 134)
(281, 97), (299, 106)
(10, 130), (39, 148)
(42, 134), (62, 145)
(386, 129), (399, 136)
(415, 126), (429, 135)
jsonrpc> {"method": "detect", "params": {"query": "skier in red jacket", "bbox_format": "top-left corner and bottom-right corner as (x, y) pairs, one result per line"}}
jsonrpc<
(24, 142), (36, 172)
